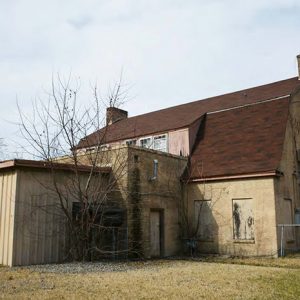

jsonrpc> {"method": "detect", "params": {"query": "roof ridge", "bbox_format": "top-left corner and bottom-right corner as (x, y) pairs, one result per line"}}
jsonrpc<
(125, 77), (297, 120)
(207, 95), (290, 115)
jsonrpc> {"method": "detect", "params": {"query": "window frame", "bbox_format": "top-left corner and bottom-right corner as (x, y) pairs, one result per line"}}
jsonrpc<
(153, 134), (168, 152)
(125, 139), (137, 146)
(232, 198), (255, 242)
(139, 136), (153, 149)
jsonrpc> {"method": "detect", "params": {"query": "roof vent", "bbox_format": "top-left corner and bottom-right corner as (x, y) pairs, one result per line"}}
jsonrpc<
(297, 54), (300, 80)
(106, 107), (128, 125)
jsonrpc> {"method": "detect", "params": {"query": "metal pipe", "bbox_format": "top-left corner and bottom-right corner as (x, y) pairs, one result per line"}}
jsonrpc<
(280, 225), (284, 257)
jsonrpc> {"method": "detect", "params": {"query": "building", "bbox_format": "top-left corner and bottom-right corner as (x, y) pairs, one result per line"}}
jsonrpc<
(1, 56), (300, 266)
(78, 55), (300, 257)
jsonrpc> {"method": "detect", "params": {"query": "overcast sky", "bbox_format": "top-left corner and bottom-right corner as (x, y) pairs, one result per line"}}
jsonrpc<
(0, 0), (300, 156)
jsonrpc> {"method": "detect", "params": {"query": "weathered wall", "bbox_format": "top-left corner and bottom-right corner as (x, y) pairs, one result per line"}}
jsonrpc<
(274, 96), (300, 251)
(0, 170), (17, 266)
(127, 146), (187, 258)
(99, 127), (190, 157)
(59, 145), (187, 258)
(186, 178), (278, 256)
(168, 129), (189, 156)
(290, 89), (300, 149)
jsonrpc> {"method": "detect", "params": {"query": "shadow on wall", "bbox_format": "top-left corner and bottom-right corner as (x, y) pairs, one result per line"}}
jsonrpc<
(193, 201), (219, 256)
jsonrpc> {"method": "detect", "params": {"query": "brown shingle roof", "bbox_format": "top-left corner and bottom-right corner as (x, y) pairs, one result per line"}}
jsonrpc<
(188, 97), (290, 180)
(78, 77), (300, 148)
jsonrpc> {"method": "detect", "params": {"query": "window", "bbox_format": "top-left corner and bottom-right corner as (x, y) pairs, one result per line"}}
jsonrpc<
(140, 137), (152, 149)
(99, 144), (109, 151)
(138, 134), (168, 152)
(232, 199), (254, 240)
(72, 202), (83, 223)
(126, 139), (137, 146)
(153, 135), (168, 152)
(85, 147), (96, 153)
(85, 144), (109, 153)
(194, 200), (214, 240)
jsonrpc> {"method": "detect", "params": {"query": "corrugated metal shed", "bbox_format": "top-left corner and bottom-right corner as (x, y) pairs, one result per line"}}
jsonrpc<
(0, 159), (111, 266)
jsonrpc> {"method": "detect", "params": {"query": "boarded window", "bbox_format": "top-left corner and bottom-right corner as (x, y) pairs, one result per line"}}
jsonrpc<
(232, 199), (254, 240)
(194, 200), (214, 240)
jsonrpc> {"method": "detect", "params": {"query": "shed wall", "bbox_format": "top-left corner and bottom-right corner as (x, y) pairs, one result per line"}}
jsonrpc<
(12, 169), (68, 266)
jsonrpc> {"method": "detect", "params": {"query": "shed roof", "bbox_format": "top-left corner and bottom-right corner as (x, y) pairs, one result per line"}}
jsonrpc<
(78, 77), (300, 148)
(0, 159), (111, 174)
(188, 97), (290, 180)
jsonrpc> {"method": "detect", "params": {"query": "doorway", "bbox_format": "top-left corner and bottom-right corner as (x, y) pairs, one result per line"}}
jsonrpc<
(150, 209), (164, 257)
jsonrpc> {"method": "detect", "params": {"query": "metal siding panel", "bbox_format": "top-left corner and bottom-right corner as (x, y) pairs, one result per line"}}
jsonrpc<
(0, 172), (17, 266)
(0, 174), (4, 264)
(13, 171), (25, 266)
(2, 174), (9, 265)
(4, 169), (77, 265)
(7, 173), (17, 266)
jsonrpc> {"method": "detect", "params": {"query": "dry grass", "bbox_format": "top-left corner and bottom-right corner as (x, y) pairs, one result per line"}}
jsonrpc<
(1, 258), (300, 299)
(197, 253), (300, 269)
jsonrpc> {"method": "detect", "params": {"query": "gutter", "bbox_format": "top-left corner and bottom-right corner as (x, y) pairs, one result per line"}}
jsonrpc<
(187, 170), (280, 183)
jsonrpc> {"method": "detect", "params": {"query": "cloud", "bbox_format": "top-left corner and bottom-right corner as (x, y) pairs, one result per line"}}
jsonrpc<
(0, 0), (299, 155)
(67, 15), (93, 30)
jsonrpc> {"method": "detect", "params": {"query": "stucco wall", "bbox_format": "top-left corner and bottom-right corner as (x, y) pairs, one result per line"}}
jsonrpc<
(127, 146), (187, 257)
(61, 145), (187, 258)
(186, 178), (278, 256)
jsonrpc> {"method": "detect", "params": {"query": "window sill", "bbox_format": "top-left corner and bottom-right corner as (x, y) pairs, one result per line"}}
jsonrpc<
(197, 239), (214, 243)
(233, 239), (255, 244)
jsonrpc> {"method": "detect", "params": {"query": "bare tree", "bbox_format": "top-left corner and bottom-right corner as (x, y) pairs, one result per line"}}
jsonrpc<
(177, 161), (228, 257)
(17, 74), (130, 261)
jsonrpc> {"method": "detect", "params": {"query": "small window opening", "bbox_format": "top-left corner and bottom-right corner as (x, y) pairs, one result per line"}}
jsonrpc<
(149, 159), (158, 181)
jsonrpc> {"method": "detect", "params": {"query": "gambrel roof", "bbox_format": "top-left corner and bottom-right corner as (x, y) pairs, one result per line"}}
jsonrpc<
(188, 97), (290, 180)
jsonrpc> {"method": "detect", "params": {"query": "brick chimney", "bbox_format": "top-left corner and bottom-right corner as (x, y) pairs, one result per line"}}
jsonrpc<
(297, 54), (300, 80)
(106, 107), (128, 125)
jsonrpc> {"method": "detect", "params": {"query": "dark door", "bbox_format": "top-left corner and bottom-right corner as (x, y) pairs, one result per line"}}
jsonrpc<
(150, 210), (162, 257)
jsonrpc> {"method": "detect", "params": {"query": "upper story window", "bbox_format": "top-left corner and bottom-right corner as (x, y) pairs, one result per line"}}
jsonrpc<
(140, 137), (152, 149)
(153, 135), (168, 152)
(138, 134), (168, 152)
(126, 139), (137, 146)
(85, 144), (109, 153)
